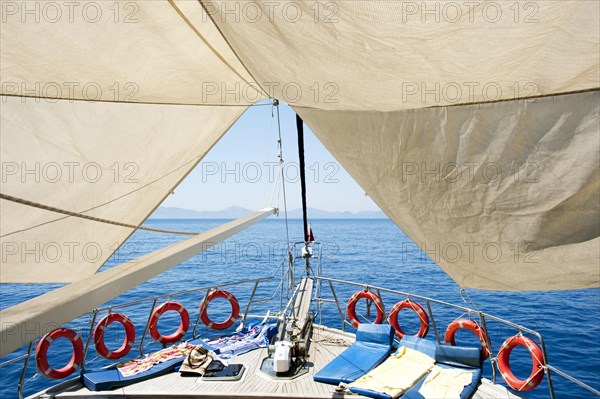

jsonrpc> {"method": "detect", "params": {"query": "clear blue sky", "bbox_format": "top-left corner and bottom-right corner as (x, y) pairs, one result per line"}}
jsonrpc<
(162, 103), (379, 212)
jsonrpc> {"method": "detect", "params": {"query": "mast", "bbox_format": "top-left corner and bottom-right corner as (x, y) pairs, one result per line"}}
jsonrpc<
(296, 114), (311, 276)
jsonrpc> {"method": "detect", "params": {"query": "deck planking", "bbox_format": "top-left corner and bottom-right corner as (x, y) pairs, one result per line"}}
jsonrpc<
(37, 325), (522, 399)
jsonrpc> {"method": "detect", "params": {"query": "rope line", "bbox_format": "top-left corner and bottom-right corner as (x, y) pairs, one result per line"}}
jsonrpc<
(0, 193), (200, 236)
(0, 153), (210, 237)
(0, 94), (273, 108)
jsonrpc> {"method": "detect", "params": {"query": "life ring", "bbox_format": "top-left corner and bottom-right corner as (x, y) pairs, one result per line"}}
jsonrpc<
(497, 335), (545, 391)
(149, 302), (189, 344)
(444, 318), (491, 360)
(93, 313), (136, 359)
(387, 299), (429, 339)
(346, 290), (385, 328)
(199, 289), (240, 330)
(36, 328), (84, 379)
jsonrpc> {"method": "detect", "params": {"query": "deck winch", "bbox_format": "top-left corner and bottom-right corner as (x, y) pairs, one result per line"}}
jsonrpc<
(261, 277), (314, 378)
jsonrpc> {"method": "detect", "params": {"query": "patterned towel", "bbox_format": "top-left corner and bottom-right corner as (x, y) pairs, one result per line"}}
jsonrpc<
(117, 342), (195, 377)
(205, 323), (272, 359)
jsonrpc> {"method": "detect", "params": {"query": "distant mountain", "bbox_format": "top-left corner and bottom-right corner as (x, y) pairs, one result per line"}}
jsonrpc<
(150, 206), (253, 219)
(150, 206), (387, 219)
(286, 208), (387, 219)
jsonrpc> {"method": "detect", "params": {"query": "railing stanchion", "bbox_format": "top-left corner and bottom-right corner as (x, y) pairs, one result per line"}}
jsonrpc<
(327, 280), (345, 331)
(193, 289), (212, 339)
(536, 332), (556, 399)
(17, 342), (33, 399)
(425, 299), (440, 345)
(81, 310), (99, 373)
(242, 280), (260, 327)
(477, 312), (496, 383)
(139, 298), (157, 356)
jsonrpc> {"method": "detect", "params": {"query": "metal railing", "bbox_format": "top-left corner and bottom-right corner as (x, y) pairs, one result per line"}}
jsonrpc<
(4, 276), (279, 399)
(317, 276), (600, 399)
(4, 246), (599, 399)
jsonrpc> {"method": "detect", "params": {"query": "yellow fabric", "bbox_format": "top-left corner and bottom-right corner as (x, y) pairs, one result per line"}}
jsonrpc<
(418, 365), (473, 399)
(348, 346), (435, 399)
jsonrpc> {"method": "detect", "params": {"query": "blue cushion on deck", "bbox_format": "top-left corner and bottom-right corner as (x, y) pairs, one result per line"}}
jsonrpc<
(356, 324), (395, 346)
(346, 339), (483, 399)
(82, 339), (215, 391)
(313, 324), (394, 385)
(398, 335), (437, 359)
(403, 344), (482, 399)
(82, 355), (183, 391)
(435, 344), (482, 369)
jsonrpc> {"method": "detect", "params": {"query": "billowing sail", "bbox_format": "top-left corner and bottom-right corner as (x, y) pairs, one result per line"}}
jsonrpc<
(297, 92), (599, 290)
(2, 0), (598, 290)
(178, 0), (600, 291)
(0, 0), (265, 283)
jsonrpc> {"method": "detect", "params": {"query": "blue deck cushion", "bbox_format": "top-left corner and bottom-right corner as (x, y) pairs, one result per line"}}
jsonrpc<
(348, 340), (483, 399)
(313, 324), (394, 385)
(435, 344), (482, 369)
(82, 355), (184, 391)
(403, 345), (482, 399)
(82, 339), (216, 391)
(398, 335), (437, 359)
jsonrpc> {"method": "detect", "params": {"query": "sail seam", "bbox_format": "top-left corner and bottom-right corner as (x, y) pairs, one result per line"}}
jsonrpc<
(292, 87), (600, 112)
(168, 0), (267, 99)
(0, 193), (200, 236)
(0, 94), (272, 107)
(196, 0), (270, 99)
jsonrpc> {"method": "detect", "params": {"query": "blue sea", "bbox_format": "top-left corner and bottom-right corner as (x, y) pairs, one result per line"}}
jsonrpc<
(1, 219), (598, 398)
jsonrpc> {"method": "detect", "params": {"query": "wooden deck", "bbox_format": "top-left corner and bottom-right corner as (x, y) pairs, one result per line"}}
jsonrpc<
(35, 325), (522, 399)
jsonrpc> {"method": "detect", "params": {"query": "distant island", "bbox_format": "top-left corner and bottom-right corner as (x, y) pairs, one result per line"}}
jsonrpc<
(150, 206), (387, 219)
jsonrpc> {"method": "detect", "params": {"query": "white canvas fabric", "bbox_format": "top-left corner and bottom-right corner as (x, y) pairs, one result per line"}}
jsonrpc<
(205, 0), (599, 110)
(1, 0), (598, 291)
(296, 91), (599, 291)
(1, 0), (260, 283)
(0, 97), (246, 282)
(1, 0), (263, 105)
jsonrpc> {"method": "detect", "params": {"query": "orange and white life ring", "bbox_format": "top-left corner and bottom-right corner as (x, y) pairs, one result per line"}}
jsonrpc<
(93, 313), (136, 359)
(387, 299), (429, 339)
(199, 289), (240, 330)
(149, 302), (189, 344)
(444, 318), (491, 360)
(36, 328), (84, 379)
(498, 335), (545, 391)
(346, 290), (385, 328)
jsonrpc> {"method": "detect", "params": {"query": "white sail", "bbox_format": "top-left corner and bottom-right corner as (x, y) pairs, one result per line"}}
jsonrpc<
(1, 0), (598, 291)
(297, 91), (599, 291)
(0, 0), (265, 283)
(203, 0), (599, 110)
(200, 0), (600, 290)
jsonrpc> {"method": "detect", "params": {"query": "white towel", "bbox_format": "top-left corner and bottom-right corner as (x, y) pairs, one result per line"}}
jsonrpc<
(348, 346), (435, 399)
(418, 365), (473, 399)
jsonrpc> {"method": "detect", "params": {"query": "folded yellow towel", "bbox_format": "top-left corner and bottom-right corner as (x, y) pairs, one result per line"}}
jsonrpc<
(348, 346), (435, 399)
(418, 365), (473, 399)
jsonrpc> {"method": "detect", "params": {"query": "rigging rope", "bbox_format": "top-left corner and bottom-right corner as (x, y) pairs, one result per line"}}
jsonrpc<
(274, 101), (293, 254)
(0, 152), (209, 237)
(0, 193), (200, 236)
(271, 100), (295, 302)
